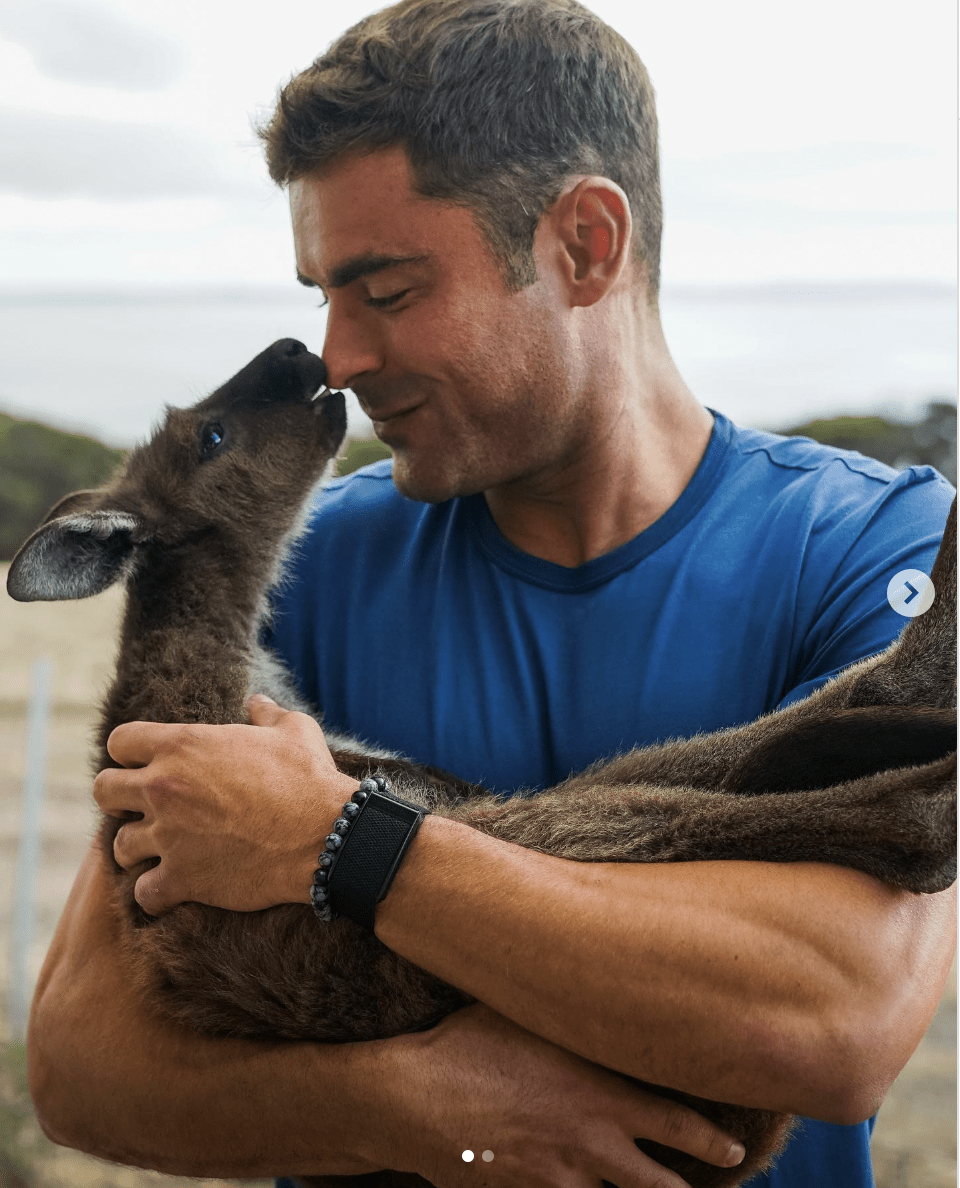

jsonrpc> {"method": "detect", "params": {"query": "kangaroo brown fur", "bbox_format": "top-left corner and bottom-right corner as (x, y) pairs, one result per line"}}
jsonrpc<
(8, 340), (956, 1188)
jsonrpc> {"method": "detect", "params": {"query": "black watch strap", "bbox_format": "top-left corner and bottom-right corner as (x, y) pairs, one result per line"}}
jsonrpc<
(325, 781), (427, 931)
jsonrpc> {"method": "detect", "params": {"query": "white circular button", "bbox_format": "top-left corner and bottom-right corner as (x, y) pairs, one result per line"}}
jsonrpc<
(887, 570), (935, 618)
(461, 1150), (474, 1163)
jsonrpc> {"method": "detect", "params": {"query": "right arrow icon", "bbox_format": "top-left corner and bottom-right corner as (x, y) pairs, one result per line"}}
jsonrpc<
(887, 570), (935, 618)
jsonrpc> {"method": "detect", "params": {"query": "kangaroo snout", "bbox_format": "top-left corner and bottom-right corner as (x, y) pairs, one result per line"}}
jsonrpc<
(220, 338), (328, 406)
(270, 337), (327, 388)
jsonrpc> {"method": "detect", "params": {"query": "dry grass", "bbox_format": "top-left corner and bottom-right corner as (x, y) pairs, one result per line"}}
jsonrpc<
(0, 566), (954, 1187)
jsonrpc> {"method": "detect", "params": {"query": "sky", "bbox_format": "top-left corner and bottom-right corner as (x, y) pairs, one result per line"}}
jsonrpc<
(0, 0), (955, 290)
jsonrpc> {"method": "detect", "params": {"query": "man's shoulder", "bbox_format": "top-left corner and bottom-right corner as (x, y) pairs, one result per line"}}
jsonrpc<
(727, 419), (897, 484)
(301, 459), (432, 545)
(316, 459), (403, 514)
(717, 414), (953, 544)
(695, 416), (954, 703)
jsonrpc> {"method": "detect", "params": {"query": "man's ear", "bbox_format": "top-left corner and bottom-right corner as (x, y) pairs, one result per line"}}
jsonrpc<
(6, 505), (149, 602)
(546, 177), (633, 308)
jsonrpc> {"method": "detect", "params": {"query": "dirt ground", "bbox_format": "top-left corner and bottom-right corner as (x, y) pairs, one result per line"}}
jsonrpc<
(0, 567), (955, 1188)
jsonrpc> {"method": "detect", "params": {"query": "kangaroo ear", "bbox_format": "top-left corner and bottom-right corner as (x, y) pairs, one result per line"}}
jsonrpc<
(6, 508), (148, 602)
(40, 488), (105, 525)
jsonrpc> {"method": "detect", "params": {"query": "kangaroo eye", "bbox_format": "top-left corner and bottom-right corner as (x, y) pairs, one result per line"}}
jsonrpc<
(200, 422), (226, 459)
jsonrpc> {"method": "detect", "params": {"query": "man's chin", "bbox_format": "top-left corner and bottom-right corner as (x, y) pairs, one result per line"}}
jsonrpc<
(390, 455), (474, 505)
(390, 469), (452, 505)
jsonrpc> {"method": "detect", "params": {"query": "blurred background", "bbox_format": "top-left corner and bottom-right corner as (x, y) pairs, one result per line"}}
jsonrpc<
(0, 0), (955, 1184)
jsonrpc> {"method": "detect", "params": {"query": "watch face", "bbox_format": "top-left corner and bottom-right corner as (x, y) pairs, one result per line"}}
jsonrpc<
(323, 778), (427, 932)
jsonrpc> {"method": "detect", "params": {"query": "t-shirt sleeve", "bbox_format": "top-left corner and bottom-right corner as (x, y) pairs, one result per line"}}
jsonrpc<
(777, 468), (954, 709)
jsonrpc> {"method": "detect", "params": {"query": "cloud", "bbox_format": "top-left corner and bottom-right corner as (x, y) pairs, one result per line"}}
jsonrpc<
(0, 110), (268, 199)
(0, 0), (184, 91)
(662, 143), (955, 229)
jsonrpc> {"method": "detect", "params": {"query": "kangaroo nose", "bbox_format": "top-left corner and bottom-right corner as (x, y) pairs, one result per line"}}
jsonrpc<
(216, 339), (328, 405)
(266, 339), (327, 394)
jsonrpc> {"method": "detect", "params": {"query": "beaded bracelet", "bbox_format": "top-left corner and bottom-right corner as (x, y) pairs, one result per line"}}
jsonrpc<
(310, 775), (428, 931)
(308, 776), (377, 924)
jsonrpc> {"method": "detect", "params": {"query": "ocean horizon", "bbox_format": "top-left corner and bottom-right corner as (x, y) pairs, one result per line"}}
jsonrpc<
(0, 280), (955, 448)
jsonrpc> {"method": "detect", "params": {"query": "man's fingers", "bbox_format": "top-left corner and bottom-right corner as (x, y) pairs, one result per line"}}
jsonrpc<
(93, 765), (146, 816)
(592, 1132), (695, 1188)
(106, 719), (179, 767)
(113, 821), (157, 871)
(631, 1090), (746, 1171)
(247, 693), (290, 726)
(134, 866), (174, 917)
(601, 1150), (694, 1188)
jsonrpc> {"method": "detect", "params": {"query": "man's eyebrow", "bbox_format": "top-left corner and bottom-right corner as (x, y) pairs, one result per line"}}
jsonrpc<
(296, 254), (431, 292)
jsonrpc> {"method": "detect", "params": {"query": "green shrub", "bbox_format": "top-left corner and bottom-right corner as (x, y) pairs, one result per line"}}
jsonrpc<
(336, 437), (391, 476)
(0, 414), (125, 562)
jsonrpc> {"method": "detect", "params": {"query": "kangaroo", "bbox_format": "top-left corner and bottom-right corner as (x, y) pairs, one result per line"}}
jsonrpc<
(7, 340), (956, 1188)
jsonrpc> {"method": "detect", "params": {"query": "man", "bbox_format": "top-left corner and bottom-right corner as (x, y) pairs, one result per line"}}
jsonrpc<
(29, 2), (954, 1186)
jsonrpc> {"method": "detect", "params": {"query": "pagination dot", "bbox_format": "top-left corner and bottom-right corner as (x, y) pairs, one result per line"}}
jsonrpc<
(482, 1150), (495, 1162)
(461, 1150), (474, 1162)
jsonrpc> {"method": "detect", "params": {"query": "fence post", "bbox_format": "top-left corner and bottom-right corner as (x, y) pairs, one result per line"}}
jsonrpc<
(9, 656), (52, 1039)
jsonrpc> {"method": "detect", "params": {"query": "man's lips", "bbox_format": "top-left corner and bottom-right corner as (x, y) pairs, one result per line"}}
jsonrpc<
(368, 403), (423, 427)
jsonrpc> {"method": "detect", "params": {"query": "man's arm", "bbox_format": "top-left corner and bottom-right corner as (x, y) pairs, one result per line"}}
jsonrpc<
(376, 814), (957, 1124)
(30, 843), (747, 1185)
(29, 846), (379, 1178)
(96, 700), (957, 1128)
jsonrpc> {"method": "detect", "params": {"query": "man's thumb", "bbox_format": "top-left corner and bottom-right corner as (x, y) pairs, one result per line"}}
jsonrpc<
(247, 693), (288, 726)
(135, 869), (170, 917)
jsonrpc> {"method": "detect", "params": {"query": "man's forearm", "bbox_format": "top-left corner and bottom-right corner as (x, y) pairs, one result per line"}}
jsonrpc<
(375, 814), (957, 1123)
(31, 846), (752, 1185)
(29, 847), (393, 1178)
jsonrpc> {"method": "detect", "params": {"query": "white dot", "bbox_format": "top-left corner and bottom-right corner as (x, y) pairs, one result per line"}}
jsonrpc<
(461, 1150), (474, 1162)
(482, 1150), (495, 1162)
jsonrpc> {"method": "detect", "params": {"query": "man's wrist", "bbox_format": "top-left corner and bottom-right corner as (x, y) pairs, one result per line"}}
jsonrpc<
(291, 770), (361, 905)
(316, 777), (429, 929)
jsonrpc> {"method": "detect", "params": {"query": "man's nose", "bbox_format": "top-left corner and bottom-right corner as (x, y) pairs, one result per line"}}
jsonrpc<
(321, 301), (383, 390)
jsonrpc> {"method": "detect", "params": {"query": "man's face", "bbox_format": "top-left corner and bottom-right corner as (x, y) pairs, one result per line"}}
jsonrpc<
(289, 147), (590, 503)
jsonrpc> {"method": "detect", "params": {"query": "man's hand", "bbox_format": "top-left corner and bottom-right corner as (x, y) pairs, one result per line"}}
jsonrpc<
(369, 1004), (746, 1188)
(31, 842), (747, 1185)
(93, 696), (359, 916)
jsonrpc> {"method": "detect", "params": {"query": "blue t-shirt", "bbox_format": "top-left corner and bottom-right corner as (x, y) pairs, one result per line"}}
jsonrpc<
(269, 411), (953, 1187)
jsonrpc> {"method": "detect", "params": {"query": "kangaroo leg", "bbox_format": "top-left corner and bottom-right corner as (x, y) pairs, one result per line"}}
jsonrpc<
(722, 705), (956, 795)
(453, 753), (956, 894)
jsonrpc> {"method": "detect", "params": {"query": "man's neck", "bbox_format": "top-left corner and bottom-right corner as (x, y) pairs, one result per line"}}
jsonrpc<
(483, 347), (714, 569)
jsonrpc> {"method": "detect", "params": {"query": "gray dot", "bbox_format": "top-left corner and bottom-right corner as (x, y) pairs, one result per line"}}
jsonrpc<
(482, 1150), (495, 1162)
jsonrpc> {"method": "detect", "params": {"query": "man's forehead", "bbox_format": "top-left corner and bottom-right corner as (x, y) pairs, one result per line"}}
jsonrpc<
(290, 150), (422, 245)
(288, 147), (471, 283)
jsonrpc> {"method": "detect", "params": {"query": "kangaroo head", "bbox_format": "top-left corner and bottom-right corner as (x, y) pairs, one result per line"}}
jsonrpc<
(7, 339), (347, 602)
